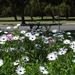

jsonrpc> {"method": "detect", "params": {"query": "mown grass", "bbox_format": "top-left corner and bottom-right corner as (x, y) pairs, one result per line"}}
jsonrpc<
(0, 16), (75, 20)
(0, 21), (75, 25)
(0, 16), (75, 25)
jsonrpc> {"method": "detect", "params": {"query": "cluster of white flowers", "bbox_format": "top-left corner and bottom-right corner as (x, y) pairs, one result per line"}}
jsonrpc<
(47, 47), (68, 61)
(70, 41), (75, 52)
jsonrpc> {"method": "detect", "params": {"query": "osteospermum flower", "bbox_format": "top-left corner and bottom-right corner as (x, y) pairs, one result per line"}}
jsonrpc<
(44, 39), (49, 44)
(13, 26), (18, 29)
(49, 39), (55, 43)
(15, 65), (26, 75)
(6, 26), (11, 29)
(72, 60), (75, 63)
(19, 37), (25, 40)
(25, 32), (32, 37)
(4, 31), (8, 34)
(19, 46), (25, 51)
(59, 48), (68, 51)
(29, 35), (36, 41)
(13, 36), (19, 40)
(52, 29), (58, 33)
(0, 59), (4, 67)
(35, 44), (41, 49)
(70, 41), (75, 46)
(7, 34), (13, 41)
(21, 56), (29, 63)
(10, 48), (16, 52)
(20, 30), (26, 34)
(13, 60), (20, 66)
(47, 53), (58, 61)
(17, 24), (21, 27)
(58, 50), (66, 55)
(63, 39), (70, 44)
(0, 34), (7, 42)
(0, 30), (2, 33)
(67, 32), (71, 35)
(39, 66), (49, 74)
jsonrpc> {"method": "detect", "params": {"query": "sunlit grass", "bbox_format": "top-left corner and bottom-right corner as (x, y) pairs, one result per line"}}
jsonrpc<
(0, 21), (75, 25)
(0, 16), (75, 20)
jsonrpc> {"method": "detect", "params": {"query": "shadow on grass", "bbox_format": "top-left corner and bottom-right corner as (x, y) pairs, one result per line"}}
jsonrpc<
(21, 23), (62, 26)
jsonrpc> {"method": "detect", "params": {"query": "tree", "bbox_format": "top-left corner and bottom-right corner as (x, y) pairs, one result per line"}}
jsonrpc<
(7, 0), (30, 25)
(44, 4), (55, 20)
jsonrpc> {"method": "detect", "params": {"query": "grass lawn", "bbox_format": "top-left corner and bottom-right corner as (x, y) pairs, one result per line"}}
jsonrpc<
(0, 21), (75, 25)
(0, 16), (75, 25)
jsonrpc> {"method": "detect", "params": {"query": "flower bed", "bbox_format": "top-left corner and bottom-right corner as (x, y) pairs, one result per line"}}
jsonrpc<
(0, 24), (75, 75)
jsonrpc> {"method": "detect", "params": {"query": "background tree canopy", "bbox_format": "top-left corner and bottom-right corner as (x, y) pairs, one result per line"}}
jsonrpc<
(0, 0), (75, 24)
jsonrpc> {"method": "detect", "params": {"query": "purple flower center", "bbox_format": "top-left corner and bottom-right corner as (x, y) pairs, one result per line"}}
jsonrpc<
(42, 70), (44, 71)
(3, 38), (5, 40)
(50, 57), (53, 58)
(19, 70), (22, 72)
(24, 58), (26, 60)
(61, 52), (63, 53)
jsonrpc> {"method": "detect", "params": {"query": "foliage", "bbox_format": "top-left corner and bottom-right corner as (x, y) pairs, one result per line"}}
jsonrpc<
(0, 24), (75, 74)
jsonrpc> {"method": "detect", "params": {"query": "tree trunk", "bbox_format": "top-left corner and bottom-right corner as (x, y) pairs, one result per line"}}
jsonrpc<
(21, 5), (25, 26)
(66, 8), (69, 20)
(31, 16), (33, 21)
(14, 15), (17, 21)
(50, 10), (55, 20)
(41, 16), (43, 20)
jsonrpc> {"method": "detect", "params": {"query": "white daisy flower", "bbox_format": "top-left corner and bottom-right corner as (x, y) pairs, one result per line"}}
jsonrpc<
(42, 70), (49, 74)
(20, 30), (26, 34)
(4, 31), (8, 34)
(25, 32), (32, 37)
(13, 60), (20, 66)
(0, 34), (7, 42)
(13, 26), (18, 29)
(47, 53), (58, 61)
(17, 24), (21, 27)
(29, 35), (36, 41)
(53, 33), (57, 37)
(13, 36), (19, 40)
(35, 44), (41, 49)
(44, 39), (49, 44)
(39, 66), (48, 74)
(58, 50), (66, 55)
(59, 48), (68, 51)
(19, 46), (25, 51)
(63, 39), (70, 44)
(72, 60), (75, 63)
(15, 65), (26, 75)
(19, 37), (25, 40)
(52, 29), (58, 33)
(10, 48), (16, 52)
(51, 51), (58, 55)
(0, 30), (2, 33)
(0, 59), (4, 67)
(67, 32), (71, 35)
(21, 56), (29, 63)
(70, 41), (75, 46)
(6, 26), (11, 29)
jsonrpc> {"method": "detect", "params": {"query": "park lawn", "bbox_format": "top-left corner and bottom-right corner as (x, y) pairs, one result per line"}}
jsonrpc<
(0, 21), (75, 25)
(0, 16), (75, 20)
